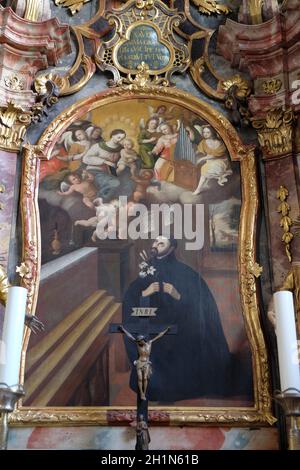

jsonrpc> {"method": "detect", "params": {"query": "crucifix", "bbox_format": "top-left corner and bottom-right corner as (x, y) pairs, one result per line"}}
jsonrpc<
(110, 311), (177, 450)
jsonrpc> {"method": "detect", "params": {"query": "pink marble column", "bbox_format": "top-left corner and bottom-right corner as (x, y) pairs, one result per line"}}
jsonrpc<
(0, 149), (18, 326)
(217, 1), (300, 287)
(264, 155), (300, 287)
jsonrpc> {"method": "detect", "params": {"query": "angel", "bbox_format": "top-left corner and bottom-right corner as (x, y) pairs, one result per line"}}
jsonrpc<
(52, 128), (93, 171)
(152, 123), (178, 181)
(193, 125), (232, 195)
(138, 117), (160, 169)
(75, 197), (120, 241)
(57, 171), (97, 210)
(140, 105), (180, 134)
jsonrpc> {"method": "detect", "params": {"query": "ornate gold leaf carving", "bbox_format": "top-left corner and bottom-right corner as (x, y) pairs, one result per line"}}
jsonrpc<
(0, 102), (31, 152)
(191, 0), (230, 15)
(117, 62), (169, 88)
(252, 107), (294, 157)
(221, 75), (251, 99)
(54, 0), (91, 15)
(277, 185), (293, 262)
(16, 262), (30, 278)
(96, 0), (190, 88)
(262, 78), (282, 95)
(4, 75), (26, 91)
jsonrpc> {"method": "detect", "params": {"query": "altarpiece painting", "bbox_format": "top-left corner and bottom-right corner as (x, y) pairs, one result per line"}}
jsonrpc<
(11, 86), (274, 426)
(10, 0), (274, 427)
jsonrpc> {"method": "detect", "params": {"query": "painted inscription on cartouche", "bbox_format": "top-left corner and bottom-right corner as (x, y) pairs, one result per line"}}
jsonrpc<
(117, 25), (171, 71)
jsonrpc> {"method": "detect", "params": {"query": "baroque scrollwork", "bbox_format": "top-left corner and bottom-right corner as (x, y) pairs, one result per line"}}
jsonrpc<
(0, 101), (31, 152)
(96, 0), (190, 87)
(38, 1), (106, 96)
(221, 75), (252, 127)
(0, 76), (61, 151)
(116, 62), (169, 88)
(32, 77), (60, 122)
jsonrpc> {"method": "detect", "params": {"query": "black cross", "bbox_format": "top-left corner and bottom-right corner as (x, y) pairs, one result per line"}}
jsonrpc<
(109, 312), (177, 450)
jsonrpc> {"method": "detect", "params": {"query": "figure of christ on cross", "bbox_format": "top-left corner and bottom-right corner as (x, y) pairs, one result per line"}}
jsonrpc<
(118, 325), (170, 400)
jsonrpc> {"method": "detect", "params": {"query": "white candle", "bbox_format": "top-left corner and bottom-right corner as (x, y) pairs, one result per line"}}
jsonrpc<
(0, 286), (27, 387)
(274, 291), (300, 392)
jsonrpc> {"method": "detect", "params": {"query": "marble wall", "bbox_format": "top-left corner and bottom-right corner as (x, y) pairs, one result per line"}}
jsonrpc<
(8, 426), (279, 450)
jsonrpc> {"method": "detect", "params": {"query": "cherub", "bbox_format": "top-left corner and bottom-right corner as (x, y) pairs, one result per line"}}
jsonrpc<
(57, 172), (97, 210)
(75, 198), (120, 242)
(117, 138), (140, 176)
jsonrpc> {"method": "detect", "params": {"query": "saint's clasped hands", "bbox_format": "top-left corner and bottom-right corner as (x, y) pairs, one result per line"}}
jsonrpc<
(142, 282), (181, 301)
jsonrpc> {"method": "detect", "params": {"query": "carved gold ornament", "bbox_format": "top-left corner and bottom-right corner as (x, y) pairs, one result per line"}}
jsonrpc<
(11, 86), (274, 426)
(191, 0), (230, 15)
(262, 78), (282, 95)
(277, 185), (293, 263)
(252, 107), (294, 157)
(248, 0), (264, 24)
(4, 75), (26, 92)
(16, 262), (31, 279)
(0, 102), (31, 152)
(54, 0), (91, 15)
(49, 0), (189, 96)
(117, 61), (169, 88)
(221, 75), (251, 99)
(47, 0), (237, 109)
(0, 76), (60, 152)
(96, 0), (190, 87)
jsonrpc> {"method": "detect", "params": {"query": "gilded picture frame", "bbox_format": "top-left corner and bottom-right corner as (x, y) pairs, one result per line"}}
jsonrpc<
(11, 85), (275, 427)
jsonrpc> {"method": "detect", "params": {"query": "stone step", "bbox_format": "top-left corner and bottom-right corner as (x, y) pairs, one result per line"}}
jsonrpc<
(26, 290), (107, 372)
(25, 291), (120, 402)
(29, 302), (121, 406)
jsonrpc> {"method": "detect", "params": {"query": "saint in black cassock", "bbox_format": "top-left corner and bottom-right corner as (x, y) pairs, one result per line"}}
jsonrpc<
(122, 239), (238, 402)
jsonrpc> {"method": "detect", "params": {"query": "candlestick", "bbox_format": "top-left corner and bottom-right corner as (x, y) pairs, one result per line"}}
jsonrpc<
(274, 389), (300, 450)
(0, 287), (27, 387)
(0, 383), (25, 450)
(273, 291), (300, 391)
